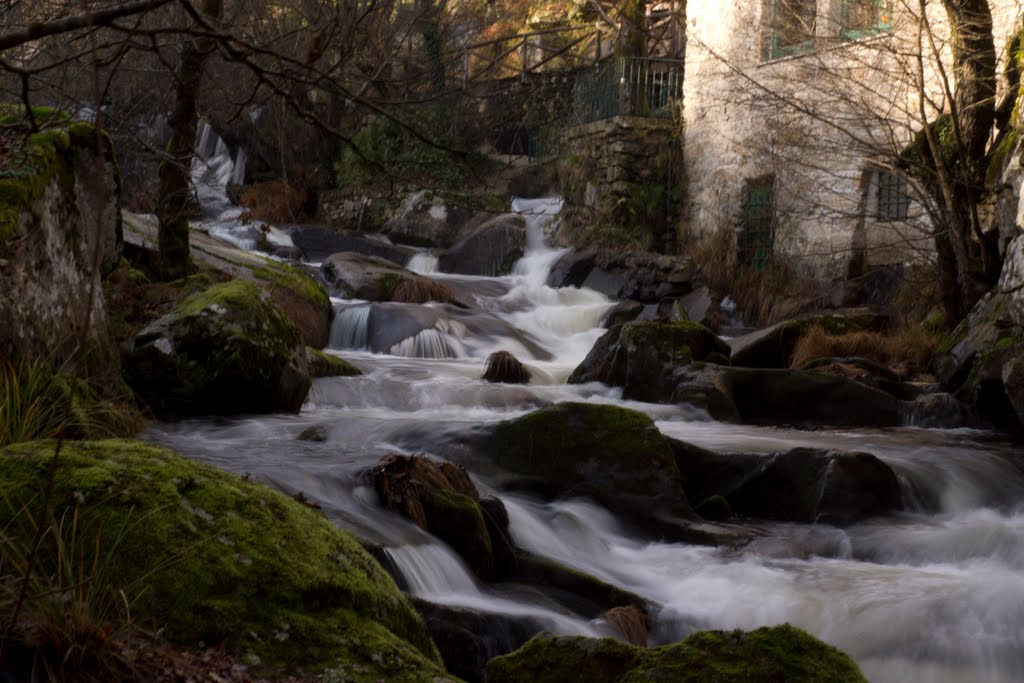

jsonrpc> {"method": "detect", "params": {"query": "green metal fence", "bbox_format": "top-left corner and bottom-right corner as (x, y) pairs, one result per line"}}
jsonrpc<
(572, 57), (683, 125)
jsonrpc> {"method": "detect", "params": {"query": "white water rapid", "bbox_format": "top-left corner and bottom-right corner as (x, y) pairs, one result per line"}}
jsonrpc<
(146, 170), (1024, 682)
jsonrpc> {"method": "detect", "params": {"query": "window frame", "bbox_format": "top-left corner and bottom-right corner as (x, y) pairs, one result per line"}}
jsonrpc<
(875, 169), (910, 222)
(839, 0), (893, 40)
(768, 0), (818, 60)
(741, 176), (776, 272)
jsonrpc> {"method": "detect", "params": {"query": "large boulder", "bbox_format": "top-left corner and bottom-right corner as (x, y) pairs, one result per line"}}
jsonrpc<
(569, 321), (731, 402)
(370, 453), (498, 580)
(934, 286), (1024, 431)
(670, 364), (902, 427)
(728, 311), (882, 369)
(547, 248), (694, 302)
(439, 213), (526, 276)
(321, 251), (463, 306)
(0, 440), (449, 680)
(485, 625), (867, 682)
(122, 279), (311, 417)
(674, 444), (903, 524)
(286, 224), (418, 265)
(382, 190), (477, 248)
(434, 403), (694, 526)
(0, 116), (122, 379)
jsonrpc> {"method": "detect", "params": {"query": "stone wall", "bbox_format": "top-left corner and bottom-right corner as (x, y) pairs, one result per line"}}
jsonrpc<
(0, 122), (122, 377)
(683, 0), (1023, 282)
(557, 116), (681, 252)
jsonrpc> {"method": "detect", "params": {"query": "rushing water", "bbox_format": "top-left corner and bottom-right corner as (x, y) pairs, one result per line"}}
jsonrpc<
(148, 140), (1024, 682)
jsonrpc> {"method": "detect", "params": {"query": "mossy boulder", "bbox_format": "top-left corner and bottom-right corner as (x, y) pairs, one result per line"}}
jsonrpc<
(122, 279), (311, 417)
(249, 259), (333, 348)
(0, 112), (122, 378)
(485, 625), (867, 682)
(307, 347), (362, 378)
(934, 282), (1024, 431)
(438, 403), (694, 526)
(0, 440), (449, 680)
(569, 321), (730, 402)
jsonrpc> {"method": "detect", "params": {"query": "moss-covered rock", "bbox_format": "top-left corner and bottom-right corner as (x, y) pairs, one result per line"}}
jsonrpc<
(569, 321), (730, 403)
(0, 109), (122, 380)
(447, 403), (693, 525)
(250, 259), (333, 348)
(122, 279), (311, 417)
(0, 439), (450, 679)
(485, 625), (867, 683)
(308, 347), (363, 378)
(934, 283), (1024, 431)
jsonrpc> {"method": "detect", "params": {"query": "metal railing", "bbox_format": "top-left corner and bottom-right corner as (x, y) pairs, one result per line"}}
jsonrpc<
(571, 57), (683, 125)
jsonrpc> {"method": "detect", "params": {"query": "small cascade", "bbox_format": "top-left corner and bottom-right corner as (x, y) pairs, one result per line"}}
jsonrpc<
(385, 544), (481, 597)
(388, 328), (465, 359)
(329, 304), (371, 350)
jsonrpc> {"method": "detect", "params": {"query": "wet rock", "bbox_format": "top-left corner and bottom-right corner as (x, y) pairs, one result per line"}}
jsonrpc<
(321, 251), (463, 305)
(547, 248), (694, 302)
(438, 214), (526, 276)
(679, 286), (716, 328)
(500, 550), (649, 618)
(482, 351), (531, 384)
(728, 311), (879, 369)
(437, 403), (694, 526)
(599, 301), (644, 328)
(413, 599), (539, 683)
(122, 280), (311, 417)
(934, 289), (1024, 431)
(1004, 352), (1024, 426)
(569, 321), (731, 403)
(286, 224), (418, 265)
(900, 392), (979, 429)
(485, 625), (867, 683)
(676, 444), (902, 525)
(297, 424), (328, 442)
(306, 347), (362, 377)
(671, 364), (901, 427)
(371, 454), (496, 580)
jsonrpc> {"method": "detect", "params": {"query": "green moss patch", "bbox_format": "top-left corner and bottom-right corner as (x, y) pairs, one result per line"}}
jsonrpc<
(486, 624), (866, 682)
(0, 440), (447, 679)
(308, 347), (362, 378)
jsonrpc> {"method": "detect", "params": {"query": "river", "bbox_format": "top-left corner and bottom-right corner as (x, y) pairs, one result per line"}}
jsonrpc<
(146, 132), (1024, 682)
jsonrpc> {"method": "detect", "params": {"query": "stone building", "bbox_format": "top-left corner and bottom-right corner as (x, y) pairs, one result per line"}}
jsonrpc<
(682, 0), (1024, 284)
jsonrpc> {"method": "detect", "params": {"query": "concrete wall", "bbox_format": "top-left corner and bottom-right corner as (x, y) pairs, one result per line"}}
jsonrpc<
(683, 0), (1024, 280)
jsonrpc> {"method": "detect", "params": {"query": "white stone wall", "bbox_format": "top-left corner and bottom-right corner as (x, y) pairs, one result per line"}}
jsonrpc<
(683, 0), (1024, 279)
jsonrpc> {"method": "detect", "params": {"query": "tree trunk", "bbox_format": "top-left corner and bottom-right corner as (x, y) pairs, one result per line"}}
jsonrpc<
(155, 0), (224, 280)
(939, 0), (998, 318)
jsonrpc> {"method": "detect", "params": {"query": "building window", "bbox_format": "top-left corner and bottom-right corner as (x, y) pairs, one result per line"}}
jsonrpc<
(840, 0), (893, 39)
(741, 176), (776, 271)
(876, 170), (909, 221)
(769, 0), (817, 59)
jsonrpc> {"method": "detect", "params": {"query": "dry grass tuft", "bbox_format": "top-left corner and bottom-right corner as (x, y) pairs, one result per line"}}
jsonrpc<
(688, 229), (825, 326)
(790, 323), (940, 377)
(481, 351), (531, 384)
(239, 180), (311, 224)
(603, 605), (648, 647)
(390, 277), (457, 305)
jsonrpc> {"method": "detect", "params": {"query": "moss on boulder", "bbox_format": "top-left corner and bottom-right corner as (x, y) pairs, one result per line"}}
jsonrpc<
(122, 279), (311, 417)
(308, 347), (363, 378)
(485, 624), (867, 683)
(0, 439), (449, 679)
(569, 321), (730, 403)
(469, 403), (693, 523)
